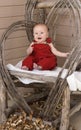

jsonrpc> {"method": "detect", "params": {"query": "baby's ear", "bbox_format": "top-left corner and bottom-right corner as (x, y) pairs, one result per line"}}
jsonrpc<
(48, 28), (49, 31)
(33, 33), (34, 36)
(46, 30), (49, 37)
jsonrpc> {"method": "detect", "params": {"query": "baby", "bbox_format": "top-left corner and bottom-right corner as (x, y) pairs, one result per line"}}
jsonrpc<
(22, 23), (69, 70)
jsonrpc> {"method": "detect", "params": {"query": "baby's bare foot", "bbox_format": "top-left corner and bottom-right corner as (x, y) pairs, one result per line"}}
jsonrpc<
(37, 66), (42, 70)
(33, 63), (42, 70)
(33, 63), (38, 69)
(21, 66), (29, 70)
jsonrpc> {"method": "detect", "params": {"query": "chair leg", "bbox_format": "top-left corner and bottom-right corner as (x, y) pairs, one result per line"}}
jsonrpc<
(60, 86), (70, 130)
(0, 77), (7, 123)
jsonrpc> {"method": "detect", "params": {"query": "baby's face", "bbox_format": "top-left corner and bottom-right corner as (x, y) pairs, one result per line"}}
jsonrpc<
(33, 25), (48, 43)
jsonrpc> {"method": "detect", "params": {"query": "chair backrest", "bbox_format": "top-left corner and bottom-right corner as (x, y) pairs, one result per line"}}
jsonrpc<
(0, 0), (81, 67)
(25, 0), (81, 45)
(25, 0), (81, 67)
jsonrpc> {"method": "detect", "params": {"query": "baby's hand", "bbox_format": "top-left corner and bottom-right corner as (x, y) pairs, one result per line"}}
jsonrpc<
(27, 46), (34, 55)
(29, 46), (34, 52)
(65, 52), (70, 57)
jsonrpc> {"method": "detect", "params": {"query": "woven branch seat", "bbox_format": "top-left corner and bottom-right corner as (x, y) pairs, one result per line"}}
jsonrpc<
(0, 0), (81, 129)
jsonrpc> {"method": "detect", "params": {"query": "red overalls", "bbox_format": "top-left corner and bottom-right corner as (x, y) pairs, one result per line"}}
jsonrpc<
(22, 39), (57, 70)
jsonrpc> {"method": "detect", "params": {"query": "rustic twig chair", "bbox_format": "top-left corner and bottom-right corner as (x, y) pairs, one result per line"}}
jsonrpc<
(0, 0), (81, 129)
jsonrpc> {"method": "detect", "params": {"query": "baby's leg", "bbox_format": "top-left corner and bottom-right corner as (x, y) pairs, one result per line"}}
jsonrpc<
(22, 55), (33, 70)
(37, 57), (57, 70)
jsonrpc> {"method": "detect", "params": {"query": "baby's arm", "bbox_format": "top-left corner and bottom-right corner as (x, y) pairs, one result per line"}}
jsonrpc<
(49, 43), (69, 57)
(26, 42), (34, 55)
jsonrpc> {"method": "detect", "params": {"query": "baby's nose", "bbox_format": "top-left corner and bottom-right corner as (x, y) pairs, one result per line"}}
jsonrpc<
(38, 32), (42, 35)
(38, 33), (41, 36)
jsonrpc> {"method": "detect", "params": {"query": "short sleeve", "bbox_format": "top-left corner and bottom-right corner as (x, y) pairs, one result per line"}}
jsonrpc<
(46, 37), (52, 43)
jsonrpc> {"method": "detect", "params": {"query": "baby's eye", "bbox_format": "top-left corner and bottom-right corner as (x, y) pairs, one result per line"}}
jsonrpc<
(35, 33), (38, 35)
(41, 32), (44, 34)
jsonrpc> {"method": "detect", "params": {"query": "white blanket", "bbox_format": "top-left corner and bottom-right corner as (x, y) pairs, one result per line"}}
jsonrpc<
(6, 61), (68, 84)
(67, 72), (81, 91)
(7, 61), (81, 91)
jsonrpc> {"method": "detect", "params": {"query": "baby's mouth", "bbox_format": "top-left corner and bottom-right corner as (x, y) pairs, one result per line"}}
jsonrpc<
(38, 37), (42, 40)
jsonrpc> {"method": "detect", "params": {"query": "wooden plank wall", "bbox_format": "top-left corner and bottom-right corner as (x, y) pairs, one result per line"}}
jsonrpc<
(0, 0), (28, 65)
(0, 0), (80, 66)
(54, 14), (76, 66)
(47, 9), (79, 66)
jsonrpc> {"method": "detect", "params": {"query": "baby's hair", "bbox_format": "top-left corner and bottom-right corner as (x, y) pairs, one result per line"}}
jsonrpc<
(33, 23), (49, 32)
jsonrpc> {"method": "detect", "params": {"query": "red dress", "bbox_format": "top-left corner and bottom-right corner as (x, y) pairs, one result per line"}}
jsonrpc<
(22, 38), (57, 70)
